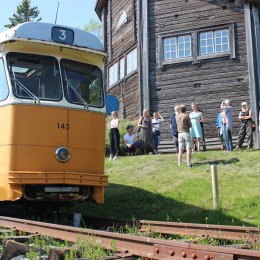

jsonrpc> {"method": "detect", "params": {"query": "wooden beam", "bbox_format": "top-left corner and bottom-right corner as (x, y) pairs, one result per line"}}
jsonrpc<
(244, 0), (260, 148)
(142, 0), (150, 111)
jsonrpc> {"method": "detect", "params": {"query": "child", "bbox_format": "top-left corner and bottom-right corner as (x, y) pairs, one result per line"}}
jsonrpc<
(152, 112), (164, 152)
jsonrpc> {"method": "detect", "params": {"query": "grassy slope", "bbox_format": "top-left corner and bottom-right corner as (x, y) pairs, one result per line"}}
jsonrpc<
(74, 149), (260, 227)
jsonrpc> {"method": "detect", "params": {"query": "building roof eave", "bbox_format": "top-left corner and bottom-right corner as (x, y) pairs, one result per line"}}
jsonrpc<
(95, 0), (108, 20)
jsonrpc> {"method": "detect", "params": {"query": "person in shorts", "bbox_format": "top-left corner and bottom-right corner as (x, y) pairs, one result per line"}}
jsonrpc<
(176, 105), (192, 167)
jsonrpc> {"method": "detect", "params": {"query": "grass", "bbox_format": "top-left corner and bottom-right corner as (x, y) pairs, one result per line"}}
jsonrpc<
(72, 149), (260, 227)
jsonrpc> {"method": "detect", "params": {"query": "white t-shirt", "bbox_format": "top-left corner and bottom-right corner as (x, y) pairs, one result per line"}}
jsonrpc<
(152, 118), (162, 131)
(124, 133), (136, 145)
(109, 118), (118, 129)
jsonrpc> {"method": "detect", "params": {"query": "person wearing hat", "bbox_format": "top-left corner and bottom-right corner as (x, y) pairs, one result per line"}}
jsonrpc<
(123, 125), (143, 155)
(235, 102), (253, 149)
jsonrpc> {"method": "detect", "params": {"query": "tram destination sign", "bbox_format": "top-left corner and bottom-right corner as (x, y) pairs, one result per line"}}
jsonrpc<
(51, 26), (74, 45)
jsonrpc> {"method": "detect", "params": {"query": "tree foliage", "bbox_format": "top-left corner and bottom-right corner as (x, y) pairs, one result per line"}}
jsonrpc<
(83, 19), (102, 41)
(5, 0), (42, 29)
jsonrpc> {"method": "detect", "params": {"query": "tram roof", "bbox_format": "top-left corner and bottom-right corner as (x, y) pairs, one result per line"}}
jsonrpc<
(0, 22), (104, 53)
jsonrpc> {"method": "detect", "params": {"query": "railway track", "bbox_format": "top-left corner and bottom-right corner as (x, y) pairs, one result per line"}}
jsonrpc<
(0, 216), (259, 259)
(80, 216), (260, 241)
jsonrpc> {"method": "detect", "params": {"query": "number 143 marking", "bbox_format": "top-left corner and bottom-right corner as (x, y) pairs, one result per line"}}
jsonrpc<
(57, 123), (69, 130)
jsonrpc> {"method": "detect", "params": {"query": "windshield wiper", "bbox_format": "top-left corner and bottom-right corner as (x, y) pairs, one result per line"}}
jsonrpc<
(63, 76), (89, 108)
(11, 78), (40, 104)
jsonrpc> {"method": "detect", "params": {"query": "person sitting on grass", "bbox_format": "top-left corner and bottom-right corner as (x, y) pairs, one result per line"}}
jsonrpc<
(123, 125), (144, 155)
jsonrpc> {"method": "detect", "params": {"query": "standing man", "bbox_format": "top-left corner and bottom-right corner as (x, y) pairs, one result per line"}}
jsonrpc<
(221, 99), (233, 151)
(176, 105), (192, 167)
(170, 106), (180, 153)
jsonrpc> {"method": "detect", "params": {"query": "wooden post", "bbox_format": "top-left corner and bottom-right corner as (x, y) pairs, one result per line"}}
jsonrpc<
(211, 164), (220, 210)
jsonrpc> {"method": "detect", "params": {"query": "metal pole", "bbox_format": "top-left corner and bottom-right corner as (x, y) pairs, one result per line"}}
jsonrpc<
(211, 164), (220, 210)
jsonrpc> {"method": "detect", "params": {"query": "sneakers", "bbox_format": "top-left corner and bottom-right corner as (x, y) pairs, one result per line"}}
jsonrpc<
(113, 156), (118, 160)
(187, 162), (192, 167)
(109, 157), (113, 161)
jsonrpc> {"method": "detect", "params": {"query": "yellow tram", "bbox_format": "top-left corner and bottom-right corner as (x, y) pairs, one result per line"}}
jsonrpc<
(0, 22), (107, 203)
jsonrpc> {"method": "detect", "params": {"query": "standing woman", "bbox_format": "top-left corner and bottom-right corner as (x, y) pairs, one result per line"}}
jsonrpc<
(235, 102), (253, 149)
(189, 103), (203, 152)
(138, 109), (157, 154)
(108, 111), (120, 160)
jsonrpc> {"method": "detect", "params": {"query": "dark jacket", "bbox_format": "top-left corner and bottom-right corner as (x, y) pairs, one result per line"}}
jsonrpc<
(170, 113), (178, 136)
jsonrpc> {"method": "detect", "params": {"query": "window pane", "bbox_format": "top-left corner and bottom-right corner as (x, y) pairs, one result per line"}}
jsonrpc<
(164, 37), (177, 60)
(61, 59), (103, 107)
(214, 29), (229, 53)
(164, 52), (171, 60)
(0, 59), (8, 101)
(165, 45), (170, 52)
(178, 35), (191, 58)
(200, 33), (207, 40)
(117, 10), (127, 28)
(223, 44), (229, 52)
(215, 45), (222, 53)
(169, 38), (176, 45)
(179, 43), (185, 51)
(185, 49), (191, 57)
(127, 48), (137, 74)
(119, 58), (125, 79)
(109, 63), (118, 86)
(7, 53), (62, 100)
(179, 37), (185, 44)
(200, 47), (207, 55)
(179, 50), (185, 58)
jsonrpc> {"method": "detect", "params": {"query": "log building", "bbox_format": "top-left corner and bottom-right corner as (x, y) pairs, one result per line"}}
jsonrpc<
(95, 0), (260, 148)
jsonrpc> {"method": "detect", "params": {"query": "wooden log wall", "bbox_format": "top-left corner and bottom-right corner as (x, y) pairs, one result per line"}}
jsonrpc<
(148, 0), (251, 141)
(106, 0), (139, 118)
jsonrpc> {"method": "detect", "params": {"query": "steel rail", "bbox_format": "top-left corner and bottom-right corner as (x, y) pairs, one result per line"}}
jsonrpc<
(80, 216), (260, 241)
(139, 220), (260, 241)
(0, 216), (259, 260)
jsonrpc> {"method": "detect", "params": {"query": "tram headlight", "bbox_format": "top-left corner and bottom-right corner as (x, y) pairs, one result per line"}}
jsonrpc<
(55, 147), (70, 163)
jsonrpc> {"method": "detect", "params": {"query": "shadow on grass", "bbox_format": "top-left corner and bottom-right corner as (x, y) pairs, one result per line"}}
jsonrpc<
(76, 182), (256, 227)
(192, 157), (239, 167)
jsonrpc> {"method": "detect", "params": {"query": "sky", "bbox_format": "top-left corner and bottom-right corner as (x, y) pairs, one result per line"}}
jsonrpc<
(0, 0), (100, 33)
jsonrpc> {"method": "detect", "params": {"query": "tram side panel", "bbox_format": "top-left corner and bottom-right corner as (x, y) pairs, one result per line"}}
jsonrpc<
(0, 104), (106, 202)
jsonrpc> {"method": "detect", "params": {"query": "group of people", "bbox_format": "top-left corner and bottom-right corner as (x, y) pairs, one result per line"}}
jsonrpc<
(108, 109), (164, 160)
(108, 99), (255, 164)
(216, 100), (254, 151)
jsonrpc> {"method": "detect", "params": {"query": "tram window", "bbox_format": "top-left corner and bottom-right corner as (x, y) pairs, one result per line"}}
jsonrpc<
(6, 53), (62, 101)
(61, 59), (104, 108)
(0, 59), (9, 101)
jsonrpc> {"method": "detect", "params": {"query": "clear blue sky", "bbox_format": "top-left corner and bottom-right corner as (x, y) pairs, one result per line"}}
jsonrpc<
(0, 0), (99, 32)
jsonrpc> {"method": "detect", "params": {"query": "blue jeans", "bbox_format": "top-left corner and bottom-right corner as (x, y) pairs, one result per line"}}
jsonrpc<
(223, 124), (233, 151)
(153, 130), (161, 150)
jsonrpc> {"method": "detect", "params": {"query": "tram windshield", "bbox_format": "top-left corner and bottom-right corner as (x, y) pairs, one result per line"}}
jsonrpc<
(6, 53), (104, 108)
(61, 59), (103, 107)
(7, 53), (62, 101)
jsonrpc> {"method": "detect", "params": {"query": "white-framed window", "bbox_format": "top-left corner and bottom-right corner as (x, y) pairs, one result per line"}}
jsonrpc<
(117, 10), (127, 29)
(200, 29), (229, 56)
(164, 35), (191, 60)
(158, 23), (235, 67)
(108, 62), (118, 87)
(119, 58), (125, 79)
(127, 48), (137, 74)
